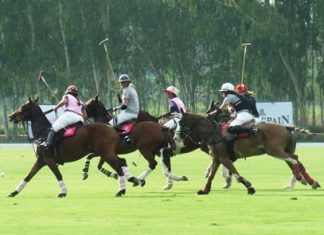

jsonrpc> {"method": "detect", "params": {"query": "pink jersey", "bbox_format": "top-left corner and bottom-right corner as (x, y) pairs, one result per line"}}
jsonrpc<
(63, 94), (83, 115)
(170, 97), (186, 113)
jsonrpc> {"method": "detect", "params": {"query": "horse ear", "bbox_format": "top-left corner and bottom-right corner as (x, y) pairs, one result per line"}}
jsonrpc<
(211, 100), (215, 106)
(95, 93), (99, 101)
(28, 96), (32, 102)
(33, 96), (40, 103)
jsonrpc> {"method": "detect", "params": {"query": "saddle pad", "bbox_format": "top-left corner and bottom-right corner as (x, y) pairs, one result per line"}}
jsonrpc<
(121, 123), (135, 134)
(221, 123), (249, 139)
(63, 126), (78, 138)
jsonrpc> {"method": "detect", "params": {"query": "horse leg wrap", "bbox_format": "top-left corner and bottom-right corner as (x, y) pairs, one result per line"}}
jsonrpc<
(119, 175), (126, 191)
(237, 176), (251, 188)
(16, 180), (27, 193)
(100, 167), (113, 178)
(121, 166), (131, 179)
(292, 164), (302, 181)
(163, 175), (173, 190)
(58, 180), (67, 194)
(82, 159), (90, 173)
(300, 169), (315, 185)
(285, 175), (297, 189)
(138, 168), (153, 180)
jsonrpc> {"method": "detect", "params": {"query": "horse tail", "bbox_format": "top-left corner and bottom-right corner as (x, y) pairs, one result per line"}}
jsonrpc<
(285, 128), (297, 154)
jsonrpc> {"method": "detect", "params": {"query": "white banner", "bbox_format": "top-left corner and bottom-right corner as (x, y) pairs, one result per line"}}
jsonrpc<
(255, 102), (293, 125)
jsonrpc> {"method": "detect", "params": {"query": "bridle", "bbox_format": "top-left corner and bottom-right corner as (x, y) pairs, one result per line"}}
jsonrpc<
(180, 116), (223, 146)
(180, 125), (202, 146)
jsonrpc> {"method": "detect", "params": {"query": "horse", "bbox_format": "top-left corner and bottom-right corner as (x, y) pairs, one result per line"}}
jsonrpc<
(82, 94), (189, 189)
(8, 97), (138, 197)
(179, 111), (321, 195)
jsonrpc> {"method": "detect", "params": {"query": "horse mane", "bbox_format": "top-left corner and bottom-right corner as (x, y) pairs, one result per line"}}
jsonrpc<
(23, 98), (51, 139)
(137, 110), (158, 123)
(85, 96), (109, 123)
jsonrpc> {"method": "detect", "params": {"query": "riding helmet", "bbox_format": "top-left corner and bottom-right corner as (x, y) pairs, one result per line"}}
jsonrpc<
(164, 86), (179, 96)
(118, 74), (131, 83)
(65, 85), (78, 95)
(235, 84), (248, 93)
(219, 83), (234, 92)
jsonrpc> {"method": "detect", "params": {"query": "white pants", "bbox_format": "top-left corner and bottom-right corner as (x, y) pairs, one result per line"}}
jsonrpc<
(109, 111), (137, 127)
(164, 117), (181, 130)
(230, 111), (254, 126)
(52, 111), (84, 132)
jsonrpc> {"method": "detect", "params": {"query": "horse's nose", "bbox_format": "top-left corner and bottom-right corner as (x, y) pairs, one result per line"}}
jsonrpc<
(8, 113), (16, 122)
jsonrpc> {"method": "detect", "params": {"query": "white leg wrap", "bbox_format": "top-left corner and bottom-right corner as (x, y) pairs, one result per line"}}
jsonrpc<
(222, 165), (230, 178)
(163, 175), (173, 190)
(58, 180), (67, 194)
(119, 175), (126, 191)
(16, 180), (27, 192)
(138, 168), (153, 180)
(285, 175), (297, 189)
(160, 156), (171, 177)
(205, 162), (212, 178)
(121, 166), (131, 179)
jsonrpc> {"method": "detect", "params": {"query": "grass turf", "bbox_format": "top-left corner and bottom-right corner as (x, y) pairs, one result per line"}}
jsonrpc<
(0, 147), (323, 235)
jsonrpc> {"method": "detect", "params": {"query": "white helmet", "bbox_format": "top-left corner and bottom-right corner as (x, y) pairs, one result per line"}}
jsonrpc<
(118, 74), (131, 83)
(164, 86), (179, 96)
(219, 83), (234, 92)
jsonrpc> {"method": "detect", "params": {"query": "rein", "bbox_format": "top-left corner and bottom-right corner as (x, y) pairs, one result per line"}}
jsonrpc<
(181, 116), (223, 146)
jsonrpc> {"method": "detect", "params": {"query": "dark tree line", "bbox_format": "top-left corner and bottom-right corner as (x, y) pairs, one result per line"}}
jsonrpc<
(0, 0), (323, 140)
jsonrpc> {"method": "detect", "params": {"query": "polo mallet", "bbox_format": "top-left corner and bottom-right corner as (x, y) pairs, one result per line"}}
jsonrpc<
(132, 154), (142, 167)
(37, 70), (57, 99)
(240, 43), (251, 84)
(99, 38), (115, 76)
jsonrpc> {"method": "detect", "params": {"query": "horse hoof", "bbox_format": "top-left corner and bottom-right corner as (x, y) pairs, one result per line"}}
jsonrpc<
(7, 191), (18, 197)
(247, 187), (255, 195)
(300, 179), (308, 185)
(57, 193), (67, 198)
(115, 189), (126, 197)
(82, 172), (88, 180)
(284, 186), (294, 190)
(312, 181), (321, 190)
(112, 173), (118, 180)
(197, 189), (209, 195)
(128, 177), (140, 187)
(139, 180), (146, 187)
(163, 184), (173, 190)
(181, 176), (189, 181)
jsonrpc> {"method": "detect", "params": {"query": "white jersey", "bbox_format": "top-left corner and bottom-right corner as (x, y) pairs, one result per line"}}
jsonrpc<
(123, 86), (139, 114)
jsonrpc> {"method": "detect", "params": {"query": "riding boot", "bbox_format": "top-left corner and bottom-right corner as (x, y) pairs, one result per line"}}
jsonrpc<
(40, 129), (55, 148)
(163, 127), (176, 151)
(228, 125), (258, 136)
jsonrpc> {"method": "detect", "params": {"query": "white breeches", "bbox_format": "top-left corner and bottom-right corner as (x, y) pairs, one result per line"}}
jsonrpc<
(164, 117), (181, 130)
(109, 111), (137, 127)
(52, 112), (84, 132)
(229, 111), (254, 126)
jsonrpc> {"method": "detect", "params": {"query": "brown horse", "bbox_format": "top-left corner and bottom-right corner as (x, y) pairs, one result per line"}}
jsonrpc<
(179, 111), (321, 195)
(8, 97), (137, 197)
(83, 94), (189, 189)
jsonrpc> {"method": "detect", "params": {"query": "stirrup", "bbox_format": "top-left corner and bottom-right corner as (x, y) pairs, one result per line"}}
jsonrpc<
(124, 136), (132, 144)
(250, 128), (259, 136)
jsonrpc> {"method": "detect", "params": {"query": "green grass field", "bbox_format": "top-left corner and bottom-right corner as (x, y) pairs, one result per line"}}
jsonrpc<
(0, 146), (323, 235)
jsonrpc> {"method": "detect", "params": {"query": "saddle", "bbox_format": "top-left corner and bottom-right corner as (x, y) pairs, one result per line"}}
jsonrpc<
(221, 120), (255, 140)
(114, 119), (137, 144)
(56, 122), (83, 141)
(36, 122), (83, 165)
